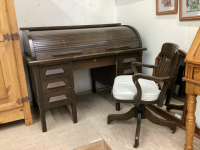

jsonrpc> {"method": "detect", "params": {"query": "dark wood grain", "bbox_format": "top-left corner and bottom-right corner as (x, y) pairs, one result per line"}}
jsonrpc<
(41, 78), (71, 93)
(73, 56), (115, 71)
(43, 89), (72, 108)
(22, 24), (145, 132)
(20, 23), (121, 31)
(39, 63), (69, 80)
(22, 24), (141, 61)
(32, 66), (47, 132)
(68, 62), (77, 123)
(148, 50), (200, 139)
(107, 107), (136, 124)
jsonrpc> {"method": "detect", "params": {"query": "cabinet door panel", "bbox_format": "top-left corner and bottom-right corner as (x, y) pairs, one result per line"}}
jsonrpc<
(0, 62), (7, 103)
(0, 4), (23, 110)
(0, 41), (22, 108)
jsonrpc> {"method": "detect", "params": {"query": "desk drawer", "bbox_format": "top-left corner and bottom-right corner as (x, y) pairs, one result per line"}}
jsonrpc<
(117, 63), (134, 75)
(39, 64), (70, 81)
(117, 52), (141, 67)
(43, 89), (72, 108)
(73, 56), (115, 71)
(41, 78), (71, 93)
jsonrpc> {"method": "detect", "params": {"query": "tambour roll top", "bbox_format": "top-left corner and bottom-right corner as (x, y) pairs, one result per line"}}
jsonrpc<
(21, 24), (142, 61)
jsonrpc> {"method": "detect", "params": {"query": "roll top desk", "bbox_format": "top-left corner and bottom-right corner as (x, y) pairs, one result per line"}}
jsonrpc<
(21, 23), (146, 132)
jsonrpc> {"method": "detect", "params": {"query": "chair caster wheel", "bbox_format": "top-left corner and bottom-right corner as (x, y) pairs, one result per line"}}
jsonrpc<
(171, 130), (175, 134)
(107, 122), (110, 124)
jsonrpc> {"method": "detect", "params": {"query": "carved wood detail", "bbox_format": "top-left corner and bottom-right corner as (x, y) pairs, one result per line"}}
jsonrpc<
(184, 94), (197, 150)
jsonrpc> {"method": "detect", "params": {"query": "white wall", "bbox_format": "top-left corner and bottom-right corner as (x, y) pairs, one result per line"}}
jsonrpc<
(13, 0), (116, 100)
(116, 0), (200, 127)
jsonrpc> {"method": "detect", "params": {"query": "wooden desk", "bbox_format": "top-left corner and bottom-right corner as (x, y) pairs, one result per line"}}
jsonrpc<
(22, 24), (146, 132)
(183, 27), (200, 150)
(24, 48), (146, 132)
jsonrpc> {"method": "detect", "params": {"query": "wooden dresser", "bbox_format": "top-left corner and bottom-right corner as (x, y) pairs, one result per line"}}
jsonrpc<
(21, 24), (146, 132)
(183, 27), (200, 150)
(0, 0), (32, 125)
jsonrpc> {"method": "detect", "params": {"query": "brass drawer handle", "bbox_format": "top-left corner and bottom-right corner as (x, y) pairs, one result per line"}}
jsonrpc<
(106, 45), (130, 51)
(45, 68), (64, 76)
(49, 95), (67, 103)
(52, 50), (82, 57)
(47, 81), (66, 89)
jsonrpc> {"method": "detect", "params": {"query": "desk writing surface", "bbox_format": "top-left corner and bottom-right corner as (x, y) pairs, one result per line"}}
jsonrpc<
(25, 48), (147, 66)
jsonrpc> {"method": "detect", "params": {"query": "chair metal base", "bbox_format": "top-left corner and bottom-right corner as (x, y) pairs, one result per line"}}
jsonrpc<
(107, 104), (177, 148)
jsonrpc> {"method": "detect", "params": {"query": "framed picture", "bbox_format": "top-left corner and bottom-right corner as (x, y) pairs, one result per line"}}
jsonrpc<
(180, 0), (200, 20)
(156, 0), (178, 15)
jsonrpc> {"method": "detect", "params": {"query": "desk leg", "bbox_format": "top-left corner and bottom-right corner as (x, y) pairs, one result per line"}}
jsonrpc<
(71, 102), (77, 123)
(92, 79), (96, 93)
(116, 103), (120, 111)
(33, 66), (47, 132)
(91, 69), (96, 93)
(184, 94), (197, 150)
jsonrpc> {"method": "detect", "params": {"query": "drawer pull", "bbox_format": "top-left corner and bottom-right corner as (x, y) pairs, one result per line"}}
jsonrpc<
(123, 69), (134, 74)
(106, 45), (130, 51)
(47, 81), (66, 89)
(49, 95), (67, 103)
(123, 57), (137, 63)
(52, 50), (82, 57)
(45, 68), (64, 76)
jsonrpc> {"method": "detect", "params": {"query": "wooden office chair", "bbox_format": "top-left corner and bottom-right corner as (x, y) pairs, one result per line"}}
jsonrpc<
(107, 43), (179, 148)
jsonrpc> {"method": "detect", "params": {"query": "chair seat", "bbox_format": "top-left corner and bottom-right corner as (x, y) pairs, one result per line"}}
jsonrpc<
(113, 75), (160, 101)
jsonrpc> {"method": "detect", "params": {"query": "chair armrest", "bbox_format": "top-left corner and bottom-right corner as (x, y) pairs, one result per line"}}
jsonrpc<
(132, 73), (170, 83)
(132, 73), (170, 106)
(131, 62), (157, 73)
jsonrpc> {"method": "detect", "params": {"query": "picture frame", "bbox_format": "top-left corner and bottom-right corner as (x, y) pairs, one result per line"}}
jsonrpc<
(156, 0), (178, 15)
(180, 0), (200, 21)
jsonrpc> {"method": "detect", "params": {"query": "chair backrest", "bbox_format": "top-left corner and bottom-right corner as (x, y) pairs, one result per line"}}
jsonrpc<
(153, 49), (187, 106)
(155, 43), (179, 78)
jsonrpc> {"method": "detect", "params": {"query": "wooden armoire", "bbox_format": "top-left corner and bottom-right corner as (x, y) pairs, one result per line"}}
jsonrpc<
(0, 0), (32, 125)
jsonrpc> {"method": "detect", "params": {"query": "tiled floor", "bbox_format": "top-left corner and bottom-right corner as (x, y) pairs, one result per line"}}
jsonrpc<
(0, 88), (200, 150)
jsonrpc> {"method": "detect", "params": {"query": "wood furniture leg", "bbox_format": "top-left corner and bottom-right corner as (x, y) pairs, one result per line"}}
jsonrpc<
(92, 79), (96, 93)
(166, 104), (184, 112)
(184, 94), (197, 150)
(38, 103), (47, 132)
(69, 62), (78, 123)
(134, 112), (141, 148)
(165, 89), (172, 105)
(91, 69), (96, 93)
(107, 107), (135, 124)
(33, 66), (47, 132)
(115, 102), (120, 111)
(145, 109), (176, 133)
(71, 102), (77, 123)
